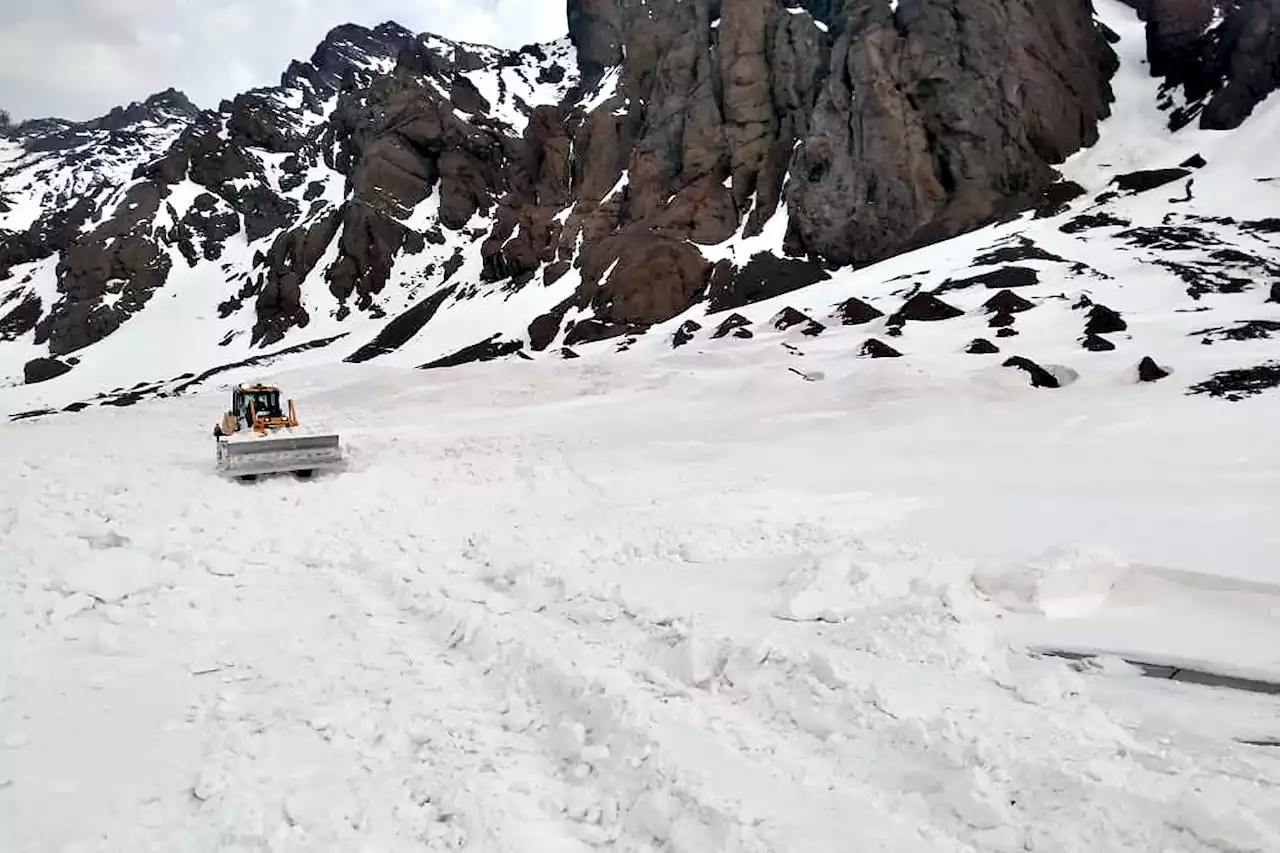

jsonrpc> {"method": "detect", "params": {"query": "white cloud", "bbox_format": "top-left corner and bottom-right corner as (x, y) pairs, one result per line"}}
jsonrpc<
(0, 0), (569, 122)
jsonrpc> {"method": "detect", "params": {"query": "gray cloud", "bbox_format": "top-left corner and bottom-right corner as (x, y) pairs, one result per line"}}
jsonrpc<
(0, 0), (568, 122)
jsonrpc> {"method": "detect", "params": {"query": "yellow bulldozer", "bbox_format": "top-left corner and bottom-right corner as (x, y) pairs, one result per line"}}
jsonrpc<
(213, 382), (342, 480)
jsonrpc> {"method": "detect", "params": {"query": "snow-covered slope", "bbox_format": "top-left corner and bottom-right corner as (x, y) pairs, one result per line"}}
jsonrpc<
(0, 21), (589, 409)
(3, 333), (1280, 852)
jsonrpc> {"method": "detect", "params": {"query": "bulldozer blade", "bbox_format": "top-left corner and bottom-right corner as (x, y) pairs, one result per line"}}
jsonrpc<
(216, 433), (343, 477)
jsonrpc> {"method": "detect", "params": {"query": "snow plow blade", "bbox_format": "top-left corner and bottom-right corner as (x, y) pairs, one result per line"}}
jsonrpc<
(216, 433), (342, 478)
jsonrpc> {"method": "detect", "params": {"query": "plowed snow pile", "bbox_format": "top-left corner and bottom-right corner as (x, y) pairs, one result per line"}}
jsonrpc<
(3, 350), (1279, 853)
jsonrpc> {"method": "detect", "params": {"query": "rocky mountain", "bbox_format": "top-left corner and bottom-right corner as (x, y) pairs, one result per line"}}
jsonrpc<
(2, 0), (1279, 415)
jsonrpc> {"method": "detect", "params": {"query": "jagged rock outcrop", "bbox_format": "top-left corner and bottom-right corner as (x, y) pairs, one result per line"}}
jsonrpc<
(8, 0), (1254, 386)
(1126, 0), (1280, 130)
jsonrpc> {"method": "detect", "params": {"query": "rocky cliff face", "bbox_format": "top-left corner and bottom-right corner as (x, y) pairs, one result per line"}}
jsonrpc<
(0, 0), (1174, 388)
(1124, 0), (1280, 130)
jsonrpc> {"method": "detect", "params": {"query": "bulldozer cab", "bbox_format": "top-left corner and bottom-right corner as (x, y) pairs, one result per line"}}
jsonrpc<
(232, 384), (285, 429)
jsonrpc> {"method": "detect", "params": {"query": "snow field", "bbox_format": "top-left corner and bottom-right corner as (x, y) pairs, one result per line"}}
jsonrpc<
(3, 352), (1280, 852)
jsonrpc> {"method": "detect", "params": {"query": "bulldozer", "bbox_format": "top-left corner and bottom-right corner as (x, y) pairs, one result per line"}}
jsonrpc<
(213, 382), (342, 480)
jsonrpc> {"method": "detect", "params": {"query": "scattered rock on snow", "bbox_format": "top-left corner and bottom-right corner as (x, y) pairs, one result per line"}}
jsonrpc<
(1081, 333), (1116, 351)
(1084, 304), (1127, 335)
(831, 296), (884, 326)
(972, 238), (1066, 266)
(711, 313), (752, 340)
(1002, 356), (1062, 388)
(996, 327), (1019, 338)
(527, 297), (575, 351)
(859, 338), (902, 358)
(891, 293), (963, 323)
(1034, 180), (1087, 217)
(419, 335), (525, 369)
(671, 320), (702, 348)
(983, 290), (1035, 314)
(988, 312), (1016, 328)
(770, 307), (812, 331)
(23, 358), (72, 384)
(937, 266), (1039, 293)
(800, 320), (825, 337)
(563, 319), (637, 347)
(1188, 362), (1280, 400)
(966, 338), (1000, 354)
(1137, 356), (1170, 382)
(1268, 283), (1280, 304)
(1110, 168), (1192, 194)
(1195, 320), (1280, 344)
(1060, 213), (1130, 234)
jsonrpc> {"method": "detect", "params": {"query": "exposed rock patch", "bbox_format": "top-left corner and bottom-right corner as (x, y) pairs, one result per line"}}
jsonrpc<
(711, 313), (752, 340)
(1081, 333), (1116, 351)
(892, 293), (963, 323)
(1111, 168), (1192, 193)
(1194, 320), (1280, 344)
(1137, 356), (1171, 382)
(345, 284), (458, 363)
(983, 290), (1035, 315)
(708, 255), (830, 314)
(23, 357), (72, 384)
(859, 338), (902, 359)
(1188, 362), (1280, 400)
(1085, 304), (1128, 335)
(832, 297), (884, 326)
(1003, 356), (1061, 388)
(419, 335), (526, 369)
(672, 320), (702, 348)
(937, 266), (1039, 293)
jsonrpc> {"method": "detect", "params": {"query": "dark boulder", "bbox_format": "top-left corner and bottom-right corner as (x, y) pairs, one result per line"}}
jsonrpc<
(859, 338), (902, 358)
(938, 266), (1040, 293)
(1085, 304), (1127, 335)
(983, 289), (1035, 314)
(672, 320), (702, 348)
(1003, 356), (1060, 388)
(770, 307), (813, 331)
(711, 313), (752, 339)
(23, 357), (72, 384)
(1081, 333), (1116, 351)
(1110, 168), (1191, 193)
(1137, 356), (1170, 382)
(832, 296), (884, 325)
(892, 293), (963, 323)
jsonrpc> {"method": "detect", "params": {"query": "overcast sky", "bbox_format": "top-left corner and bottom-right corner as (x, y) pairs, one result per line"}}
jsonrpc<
(0, 0), (568, 122)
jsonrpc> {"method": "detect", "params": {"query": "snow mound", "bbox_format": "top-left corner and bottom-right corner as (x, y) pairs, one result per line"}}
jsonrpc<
(973, 545), (1132, 617)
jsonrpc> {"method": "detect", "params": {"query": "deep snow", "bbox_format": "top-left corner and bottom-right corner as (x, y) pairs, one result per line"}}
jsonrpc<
(2, 346), (1280, 853)
(3, 2), (1280, 850)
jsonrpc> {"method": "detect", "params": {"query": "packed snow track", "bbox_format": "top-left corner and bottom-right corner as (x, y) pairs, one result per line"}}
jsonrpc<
(3, 355), (1280, 853)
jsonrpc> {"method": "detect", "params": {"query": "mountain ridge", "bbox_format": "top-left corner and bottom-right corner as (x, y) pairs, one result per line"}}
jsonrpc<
(2, 0), (1279, 416)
